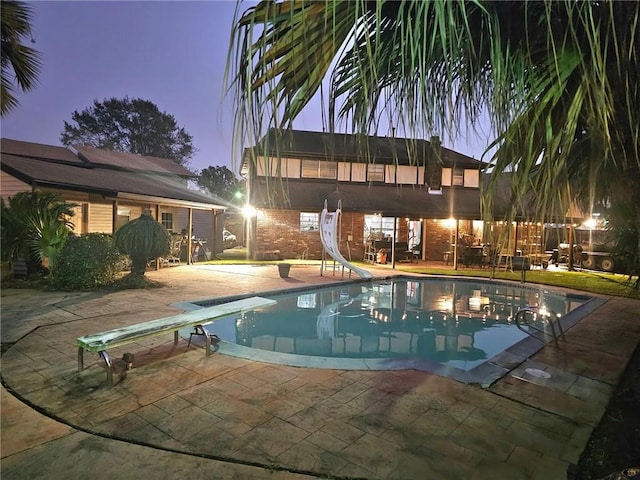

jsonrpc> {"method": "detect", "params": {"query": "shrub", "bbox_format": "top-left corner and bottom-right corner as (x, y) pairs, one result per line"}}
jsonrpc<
(52, 233), (126, 290)
(113, 209), (170, 277)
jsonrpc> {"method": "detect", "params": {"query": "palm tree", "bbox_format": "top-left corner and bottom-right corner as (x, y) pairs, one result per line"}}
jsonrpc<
(229, 1), (640, 279)
(0, 191), (76, 275)
(1, 0), (41, 116)
(113, 209), (171, 277)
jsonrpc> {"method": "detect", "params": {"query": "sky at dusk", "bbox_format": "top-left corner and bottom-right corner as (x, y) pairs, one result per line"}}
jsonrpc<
(2, 1), (491, 175)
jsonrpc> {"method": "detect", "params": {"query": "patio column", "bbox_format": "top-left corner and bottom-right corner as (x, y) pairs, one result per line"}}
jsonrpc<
(187, 208), (193, 265)
(453, 219), (460, 270)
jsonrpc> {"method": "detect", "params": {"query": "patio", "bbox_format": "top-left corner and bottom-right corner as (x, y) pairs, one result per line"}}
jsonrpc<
(2, 264), (638, 479)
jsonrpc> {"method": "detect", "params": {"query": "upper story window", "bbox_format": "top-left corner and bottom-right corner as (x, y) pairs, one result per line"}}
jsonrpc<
(367, 164), (385, 182)
(300, 212), (319, 231)
(301, 160), (337, 179)
(452, 167), (464, 186)
(441, 167), (479, 188)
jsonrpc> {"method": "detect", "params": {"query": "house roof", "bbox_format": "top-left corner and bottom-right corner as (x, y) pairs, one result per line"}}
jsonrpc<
(74, 145), (193, 176)
(1, 139), (227, 210)
(251, 179), (482, 219)
(243, 129), (485, 172)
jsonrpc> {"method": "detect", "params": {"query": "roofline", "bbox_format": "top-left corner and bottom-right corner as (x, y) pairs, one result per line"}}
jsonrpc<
(115, 192), (227, 211)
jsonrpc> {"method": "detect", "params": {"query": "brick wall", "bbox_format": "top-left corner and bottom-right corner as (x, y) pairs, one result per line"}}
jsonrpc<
(423, 219), (475, 261)
(255, 209), (368, 261)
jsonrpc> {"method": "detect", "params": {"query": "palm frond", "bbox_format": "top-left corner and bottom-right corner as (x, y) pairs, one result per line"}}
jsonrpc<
(1, 1), (41, 116)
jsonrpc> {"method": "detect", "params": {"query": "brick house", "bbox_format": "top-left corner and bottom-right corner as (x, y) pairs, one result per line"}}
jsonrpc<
(241, 129), (487, 264)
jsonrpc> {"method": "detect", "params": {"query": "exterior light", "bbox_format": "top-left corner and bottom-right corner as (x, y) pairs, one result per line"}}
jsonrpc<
(584, 218), (597, 229)
(444, 218), (456, 228)
(242, 205), (257, 218)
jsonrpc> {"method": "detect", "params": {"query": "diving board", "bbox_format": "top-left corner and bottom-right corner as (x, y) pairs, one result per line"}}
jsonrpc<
(320, 200), (372, 279)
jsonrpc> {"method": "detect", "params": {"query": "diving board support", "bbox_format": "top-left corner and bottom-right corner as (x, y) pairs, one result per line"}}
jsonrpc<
(76, 296), (277, 386)
(320, 200), (372, 279)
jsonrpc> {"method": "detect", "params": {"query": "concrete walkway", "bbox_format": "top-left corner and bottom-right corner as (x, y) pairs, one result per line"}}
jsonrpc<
(1, 264), (639, 479)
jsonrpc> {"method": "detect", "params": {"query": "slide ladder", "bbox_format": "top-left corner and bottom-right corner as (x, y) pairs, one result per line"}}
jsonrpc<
(319, 200), (372, 279)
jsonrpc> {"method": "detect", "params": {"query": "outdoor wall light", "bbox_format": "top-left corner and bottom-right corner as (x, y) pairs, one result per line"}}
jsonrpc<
(443, 218), (456, 228)
(242, 205), (257, 218)
(584, 218), (597, 229)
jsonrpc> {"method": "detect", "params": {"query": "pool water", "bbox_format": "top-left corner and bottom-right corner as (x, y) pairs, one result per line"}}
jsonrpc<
(189, 277), (598, 385)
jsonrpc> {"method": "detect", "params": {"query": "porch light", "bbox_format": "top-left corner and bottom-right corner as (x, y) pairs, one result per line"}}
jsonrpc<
(584, 218), (597, 229)
(443, 218), (456, 229)
(242, 205), (257, 218)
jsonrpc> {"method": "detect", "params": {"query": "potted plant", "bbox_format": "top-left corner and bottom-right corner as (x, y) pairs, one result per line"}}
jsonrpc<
(278, 262), (291, 278)
(376, 248), (388, 264)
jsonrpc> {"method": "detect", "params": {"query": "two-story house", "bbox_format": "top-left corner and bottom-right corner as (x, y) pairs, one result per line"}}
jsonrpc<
(241, 129), (487, 264)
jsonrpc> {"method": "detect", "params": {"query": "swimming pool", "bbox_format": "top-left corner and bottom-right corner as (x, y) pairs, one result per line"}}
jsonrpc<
(183, 277), (603, 386)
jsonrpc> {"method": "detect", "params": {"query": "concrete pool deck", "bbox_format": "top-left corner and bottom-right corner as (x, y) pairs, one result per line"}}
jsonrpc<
(1, 264), (639, 479)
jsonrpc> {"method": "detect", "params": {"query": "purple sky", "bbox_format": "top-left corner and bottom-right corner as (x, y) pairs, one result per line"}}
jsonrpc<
(2, 1), (491, 175)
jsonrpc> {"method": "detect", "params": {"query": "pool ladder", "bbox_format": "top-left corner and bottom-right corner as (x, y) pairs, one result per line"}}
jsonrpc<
(514, 306), (565, 345)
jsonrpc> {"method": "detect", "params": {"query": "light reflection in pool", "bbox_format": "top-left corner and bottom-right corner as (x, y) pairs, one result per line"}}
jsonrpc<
(205, 278), (589, 372)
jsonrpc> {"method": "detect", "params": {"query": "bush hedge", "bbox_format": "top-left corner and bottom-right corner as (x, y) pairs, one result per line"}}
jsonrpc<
(52, 233), (126, 290)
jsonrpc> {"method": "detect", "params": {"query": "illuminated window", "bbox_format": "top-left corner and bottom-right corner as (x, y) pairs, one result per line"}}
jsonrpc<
(300, 212), (319, 231)
(364, 214), (397, 241)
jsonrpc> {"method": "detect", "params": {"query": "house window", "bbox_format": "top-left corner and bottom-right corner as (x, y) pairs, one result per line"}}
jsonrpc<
(364, 214), (396, 241)
(115, 207), (130, 231)
(300, 212), (319, 231)
(301, 160), (337, 179)
(161, 212), (173, 231)
(367, 164), (385, 182)
(452, 167), (464, 186)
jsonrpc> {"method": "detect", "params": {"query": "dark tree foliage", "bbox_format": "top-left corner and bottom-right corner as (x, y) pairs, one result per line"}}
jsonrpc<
(197, 165), (244, 203)
(60, 96), (195, 166)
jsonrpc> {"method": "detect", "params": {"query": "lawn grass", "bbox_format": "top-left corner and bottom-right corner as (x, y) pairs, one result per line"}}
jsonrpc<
(393, 265), (640, 299)
(210, 247), (640, 299)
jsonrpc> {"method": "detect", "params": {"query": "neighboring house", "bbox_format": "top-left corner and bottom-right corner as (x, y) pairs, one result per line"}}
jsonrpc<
(1, 138), (229, 264)
(242, 129), (489, 263)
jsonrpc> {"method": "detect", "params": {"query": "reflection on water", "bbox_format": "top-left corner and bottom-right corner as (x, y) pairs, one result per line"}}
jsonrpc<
(219, 279), (586, 371)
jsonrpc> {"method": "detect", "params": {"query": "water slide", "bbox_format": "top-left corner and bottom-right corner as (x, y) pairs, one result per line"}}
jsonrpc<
(319, 200), (373, 279)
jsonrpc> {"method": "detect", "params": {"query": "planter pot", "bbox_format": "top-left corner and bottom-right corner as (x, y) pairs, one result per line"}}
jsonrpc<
(278, 263), (291, 278)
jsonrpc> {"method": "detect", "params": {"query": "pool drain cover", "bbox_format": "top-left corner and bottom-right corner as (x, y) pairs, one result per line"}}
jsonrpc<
(525, 368), (551, 379)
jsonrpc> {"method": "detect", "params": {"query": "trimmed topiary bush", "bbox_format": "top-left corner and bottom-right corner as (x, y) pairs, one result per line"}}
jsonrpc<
(52, 233), (126, 290)
(113, 209), (170, 277)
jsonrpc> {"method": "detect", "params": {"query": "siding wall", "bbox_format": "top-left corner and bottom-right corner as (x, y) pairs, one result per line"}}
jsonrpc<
(1, 171), (30, 199)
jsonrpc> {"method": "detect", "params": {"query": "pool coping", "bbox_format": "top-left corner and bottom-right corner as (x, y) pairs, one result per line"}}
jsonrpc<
(173, 275), (606, 388)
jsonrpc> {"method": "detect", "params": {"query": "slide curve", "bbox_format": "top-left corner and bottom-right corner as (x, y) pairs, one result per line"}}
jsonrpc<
(319, 201), (372, 279)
